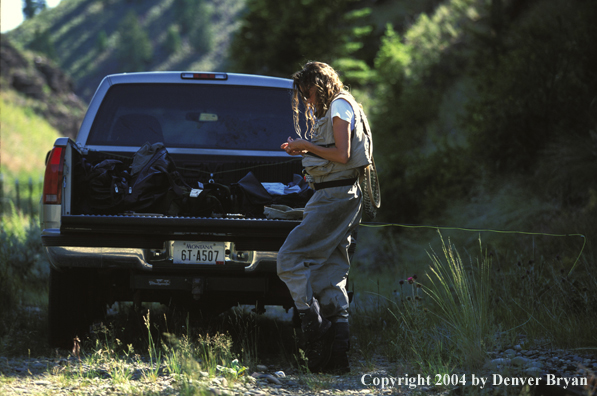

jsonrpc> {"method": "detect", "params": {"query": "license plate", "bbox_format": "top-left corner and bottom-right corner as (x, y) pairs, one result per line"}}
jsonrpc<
(172, 241), (226, 265)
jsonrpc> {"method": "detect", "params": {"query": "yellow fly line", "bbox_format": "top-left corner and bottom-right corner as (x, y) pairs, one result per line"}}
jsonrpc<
(360, 222), (587, 276)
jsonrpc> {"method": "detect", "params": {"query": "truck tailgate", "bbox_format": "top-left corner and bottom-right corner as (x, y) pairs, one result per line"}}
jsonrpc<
(46, 214), (301, 251)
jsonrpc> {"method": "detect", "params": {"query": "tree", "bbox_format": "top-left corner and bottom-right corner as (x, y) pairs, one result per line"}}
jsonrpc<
(96, 30), (108, 52)
(174, 0), (197, 35)
(116, 10), (153, 72)
(165, 26), (182, 54)
(174, 0), (214, 53)
(228, 0), (369, 78)
(22, 0), (47, 20)
(189, 0), (214, 53)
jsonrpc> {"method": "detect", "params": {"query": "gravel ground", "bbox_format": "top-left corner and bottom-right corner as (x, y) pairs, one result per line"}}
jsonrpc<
(1, 344), (596, 396)
(0, 355), (397, 396)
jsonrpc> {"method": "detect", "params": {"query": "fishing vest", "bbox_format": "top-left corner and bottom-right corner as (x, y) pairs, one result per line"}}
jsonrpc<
(302, 92), (373, 180)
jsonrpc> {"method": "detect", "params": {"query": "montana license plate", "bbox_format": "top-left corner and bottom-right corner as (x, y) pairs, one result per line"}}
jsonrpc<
(172, 241), (225, 265)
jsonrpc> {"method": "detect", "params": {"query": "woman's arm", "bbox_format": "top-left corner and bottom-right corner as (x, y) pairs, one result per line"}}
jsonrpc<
(280, 117), (351, 164)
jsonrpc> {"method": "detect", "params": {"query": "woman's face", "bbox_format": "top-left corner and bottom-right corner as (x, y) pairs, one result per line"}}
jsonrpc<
(298, 85), (317, 106)
(307, 86), (317, 105)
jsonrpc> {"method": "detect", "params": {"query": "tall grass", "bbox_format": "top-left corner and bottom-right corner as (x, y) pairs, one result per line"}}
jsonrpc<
(424, 232), (493, 370)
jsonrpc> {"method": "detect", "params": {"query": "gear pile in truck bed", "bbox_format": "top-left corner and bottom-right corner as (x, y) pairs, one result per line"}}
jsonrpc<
(74, 143), (313, 218)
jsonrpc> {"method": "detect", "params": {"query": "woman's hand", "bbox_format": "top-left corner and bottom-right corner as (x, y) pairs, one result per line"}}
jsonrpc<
(280, 116), (351, 163)
(281, 137), (308, 155)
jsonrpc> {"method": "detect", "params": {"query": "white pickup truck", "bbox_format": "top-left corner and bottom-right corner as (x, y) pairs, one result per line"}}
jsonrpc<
(41, 72), (310, 347)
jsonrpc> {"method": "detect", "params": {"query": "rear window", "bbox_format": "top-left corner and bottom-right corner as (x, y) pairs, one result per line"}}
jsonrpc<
(87, 83), (298, 150)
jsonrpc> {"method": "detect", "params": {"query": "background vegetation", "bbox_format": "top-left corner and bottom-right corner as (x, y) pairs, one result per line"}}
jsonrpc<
(1, 0), (596, 389)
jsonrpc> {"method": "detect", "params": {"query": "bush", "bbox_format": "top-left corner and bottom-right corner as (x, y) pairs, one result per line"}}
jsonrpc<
(165, 26), (182, 54)
(188, 0), (214, 53)
(0, 208), (48, 337)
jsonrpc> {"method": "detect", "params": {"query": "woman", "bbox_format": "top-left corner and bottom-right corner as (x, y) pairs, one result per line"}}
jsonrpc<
(277, 62), (372, 374)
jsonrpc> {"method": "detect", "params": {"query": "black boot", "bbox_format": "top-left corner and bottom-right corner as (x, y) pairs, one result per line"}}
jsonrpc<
(323, 321), (350, 374)
(297, 298), (334, 372)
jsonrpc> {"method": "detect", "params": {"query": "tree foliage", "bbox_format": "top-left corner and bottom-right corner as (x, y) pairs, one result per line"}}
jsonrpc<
(96, 30), (108, 52)
(175, 0), (198, 34)
(189, 0), (214, 53)
(371, 0), (480, 223)
(462, 0), (597, 211)
(165, 26), (182, 55)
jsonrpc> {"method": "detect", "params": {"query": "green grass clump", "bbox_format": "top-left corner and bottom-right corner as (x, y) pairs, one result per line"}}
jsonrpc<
(424, 233), (494, 370)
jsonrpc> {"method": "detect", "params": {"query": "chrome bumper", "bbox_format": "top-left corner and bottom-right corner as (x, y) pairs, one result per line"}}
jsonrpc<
(44, 243), (278, 273)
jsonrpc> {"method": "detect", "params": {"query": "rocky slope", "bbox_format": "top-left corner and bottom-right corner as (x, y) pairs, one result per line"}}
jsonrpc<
(1, 34), (86, 139)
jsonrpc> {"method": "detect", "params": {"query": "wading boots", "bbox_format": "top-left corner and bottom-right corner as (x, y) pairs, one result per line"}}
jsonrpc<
(322, 321), (350, 374)
(297, 298), (334, 372)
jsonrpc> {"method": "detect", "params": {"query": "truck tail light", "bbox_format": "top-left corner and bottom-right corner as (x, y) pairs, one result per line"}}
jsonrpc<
(43, 147), (65, 204)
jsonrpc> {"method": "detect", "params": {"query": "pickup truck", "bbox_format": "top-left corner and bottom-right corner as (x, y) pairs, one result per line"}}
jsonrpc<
(41, 72), (309, 347)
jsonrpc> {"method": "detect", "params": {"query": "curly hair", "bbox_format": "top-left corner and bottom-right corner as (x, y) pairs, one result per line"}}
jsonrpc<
(291, 61), (348, 138)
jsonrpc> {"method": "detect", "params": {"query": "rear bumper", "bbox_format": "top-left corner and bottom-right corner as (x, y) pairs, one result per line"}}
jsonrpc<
(42, 214), (300, 271)
(43, 244), (278, 273)
(41, 214), (299, 307)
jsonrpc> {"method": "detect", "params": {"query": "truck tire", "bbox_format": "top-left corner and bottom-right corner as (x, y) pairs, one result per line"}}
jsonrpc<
(48, 268), (106, 348)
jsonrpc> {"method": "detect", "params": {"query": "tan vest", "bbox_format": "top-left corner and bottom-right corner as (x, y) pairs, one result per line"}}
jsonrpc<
(302, 92), (373, 182)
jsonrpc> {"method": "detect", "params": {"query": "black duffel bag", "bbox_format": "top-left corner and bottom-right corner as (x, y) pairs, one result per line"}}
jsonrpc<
(123, 143), (191, 215)
(79, 158), (130, 214)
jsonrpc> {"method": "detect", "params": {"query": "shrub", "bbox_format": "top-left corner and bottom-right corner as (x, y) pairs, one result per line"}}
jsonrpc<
(0, 208), (49, 342)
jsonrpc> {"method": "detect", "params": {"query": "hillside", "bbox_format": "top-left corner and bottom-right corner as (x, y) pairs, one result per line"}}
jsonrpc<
(6, 0), (247, 101)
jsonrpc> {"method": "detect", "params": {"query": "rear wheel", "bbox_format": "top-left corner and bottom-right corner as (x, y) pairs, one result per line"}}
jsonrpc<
(48, 268), (106, 348)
